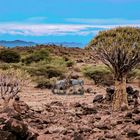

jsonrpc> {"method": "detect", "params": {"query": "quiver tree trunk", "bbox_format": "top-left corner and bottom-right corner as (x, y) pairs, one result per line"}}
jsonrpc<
(112, 76), (128, 111)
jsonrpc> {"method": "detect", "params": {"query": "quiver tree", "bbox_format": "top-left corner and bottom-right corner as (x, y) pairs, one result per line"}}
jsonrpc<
(0, 69), (30, 109)
(87, 27), (140, 111)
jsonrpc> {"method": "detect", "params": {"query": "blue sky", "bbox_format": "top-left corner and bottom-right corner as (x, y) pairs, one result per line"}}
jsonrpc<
(0, 0), (140, 45)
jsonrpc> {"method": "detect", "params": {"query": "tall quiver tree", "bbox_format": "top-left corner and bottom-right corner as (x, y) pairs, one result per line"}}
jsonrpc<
(87, 27), (140, 111)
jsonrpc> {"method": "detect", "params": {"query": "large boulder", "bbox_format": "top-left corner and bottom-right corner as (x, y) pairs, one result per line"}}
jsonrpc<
(0, 107), (38, 140)
(3, 118), (29, 139)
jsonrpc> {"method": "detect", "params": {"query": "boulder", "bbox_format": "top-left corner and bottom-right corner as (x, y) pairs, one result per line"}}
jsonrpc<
(105, 87), (114, 101)
(86, 88), (93, 93)
(105, 132), (116, 139)
(0, 108), (38, 140)
(93, 95), (104, 103)
(121, 103), (128, 111)
(125, 112), (132, 119)
(96, 123), (111, 130)
(82, 107), (98, 115)
(134, 116), (140, 125)
(71, 74), (80, 79)
(3, 118), (29, 139)
(127, 129), (140, 138)
(0, 130), (16, 140)
(126, 86), (134, 95)
(133, 90), (139, 99)
(73, 132), (84, 140)
(13, 100), (29, 114)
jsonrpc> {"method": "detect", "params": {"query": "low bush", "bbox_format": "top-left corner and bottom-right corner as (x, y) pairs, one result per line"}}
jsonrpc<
(50, 57), (66, 67)
(66, 60), (75, 67)
(22, 49), (49, 64)
(0, 63), (23, 71)
(82, 65), (114, 86)
(35, 78), (56, 89)
(127, 68), (140, 82)
(26, 65), (65, 78)
(0, 49), (20, 63)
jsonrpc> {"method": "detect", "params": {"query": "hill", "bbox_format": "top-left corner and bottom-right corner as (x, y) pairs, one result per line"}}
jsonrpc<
(0, 40), (36, 47)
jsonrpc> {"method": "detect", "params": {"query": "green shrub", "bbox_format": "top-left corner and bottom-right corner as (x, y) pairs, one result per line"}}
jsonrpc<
(0, 63), (11, 70)
(66, 60), (75, 67)
(22, 49), (49, 64)
(50, 57), (66, 67)
(35, 78), (56, 89)
(0, 63), (23, 70)
(26, 65), (65, 78)
(82, 65), (113, 86)
(127, 68), (140, 81)
(0, 49), (20, 63)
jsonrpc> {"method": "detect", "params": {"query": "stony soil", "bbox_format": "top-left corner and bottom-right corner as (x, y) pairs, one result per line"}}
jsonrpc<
(17, 83), (140, 140)
(0, 81), (139, 140)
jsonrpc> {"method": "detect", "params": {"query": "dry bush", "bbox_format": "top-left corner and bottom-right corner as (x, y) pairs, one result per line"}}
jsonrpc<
(0, 69), (30, 108)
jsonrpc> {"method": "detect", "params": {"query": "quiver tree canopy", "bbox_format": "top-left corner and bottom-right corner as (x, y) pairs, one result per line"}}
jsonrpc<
(87, 27), (140, 80)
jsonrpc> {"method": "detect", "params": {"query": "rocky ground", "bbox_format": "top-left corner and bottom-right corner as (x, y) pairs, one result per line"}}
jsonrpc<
(0, 82), (139, 140)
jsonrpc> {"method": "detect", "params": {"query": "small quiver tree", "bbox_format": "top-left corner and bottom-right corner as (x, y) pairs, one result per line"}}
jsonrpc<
(87, 27), (140, 111)
(0, 69), (30, 109)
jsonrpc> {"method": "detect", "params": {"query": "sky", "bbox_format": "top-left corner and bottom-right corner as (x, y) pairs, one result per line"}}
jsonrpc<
(0, 0), (140, 45)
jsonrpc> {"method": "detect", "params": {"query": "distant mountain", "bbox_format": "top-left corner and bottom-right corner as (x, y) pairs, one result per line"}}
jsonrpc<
(0, 40), (85, 48)
(47, 42), (85, 48)
(0, 40), (36, 47)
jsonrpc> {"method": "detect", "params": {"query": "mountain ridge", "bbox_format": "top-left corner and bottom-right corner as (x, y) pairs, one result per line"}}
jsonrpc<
(0, 40), (85, 48)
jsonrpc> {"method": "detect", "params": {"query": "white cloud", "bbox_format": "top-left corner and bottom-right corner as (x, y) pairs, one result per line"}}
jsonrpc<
(0, 22), (139, 36)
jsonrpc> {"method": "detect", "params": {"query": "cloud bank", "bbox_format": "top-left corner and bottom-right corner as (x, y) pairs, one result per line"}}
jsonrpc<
(0, 22), (139, 36)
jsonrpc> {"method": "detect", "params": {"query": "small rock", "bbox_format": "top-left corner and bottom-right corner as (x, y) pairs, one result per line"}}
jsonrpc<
(73, 132), (84, 140)
(134, 116), (140, 125)
(105, 132), (116, 139)
(86, 88), (93, 93)
(96, 123), (111, 130)
(134, 136), (140, 140)
(93, 95), (103, 103)
(116, 120), (123, 124)
(105, 87), (114, 101)
(82, 107), (98, 115)
(125, 112), (132, 119)
(133, 107), (140, 114)
(95, 116), (101, 120)
(127, 129), (139, 138)
(121, 103), (128, 111)
(126, 86), (134, 95)
(133, 90), (139, 99)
